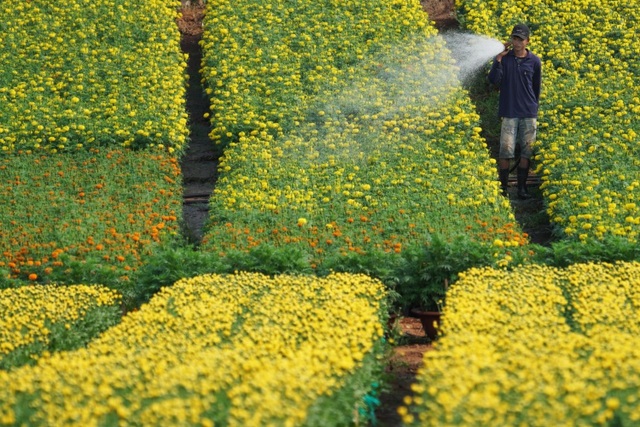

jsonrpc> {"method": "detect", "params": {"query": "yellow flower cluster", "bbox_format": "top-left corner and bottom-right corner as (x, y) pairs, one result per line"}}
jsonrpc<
(459, 0), (640, 243)
(200, 0), (526, 265)
(0, 0), (188, 153)
(201, 0), (433, 143)
(403, 261), (640, 426)
(0, 272), (386, 426)
(0, 284), (121, 359)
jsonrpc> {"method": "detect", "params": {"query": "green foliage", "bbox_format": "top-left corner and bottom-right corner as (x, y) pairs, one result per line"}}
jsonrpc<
(533, 237), (640, 268)
(318, 249), (403, 283)
(0, 268), (13, 290)
(303, 339), (387, 427)
(129, 242), (318, 309)
(128, 243), (225, 308)
(49, 255), (124, 287)
(394, 235), (498, 312)
(222, 244), (314, 276)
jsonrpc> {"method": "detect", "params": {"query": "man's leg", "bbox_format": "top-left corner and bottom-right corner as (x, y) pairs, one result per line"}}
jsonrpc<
(516, 118), (537, 200)
(498, 118), (517, 196)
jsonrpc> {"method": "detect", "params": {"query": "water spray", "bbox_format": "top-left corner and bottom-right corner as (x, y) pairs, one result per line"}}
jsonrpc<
(440, 32), (505, 82)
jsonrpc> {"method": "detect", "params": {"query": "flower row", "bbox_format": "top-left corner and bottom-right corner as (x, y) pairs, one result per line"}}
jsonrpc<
(0, 0), (189, 153)
(0, 272), (386, 426)
(403, 261), (640, 426)
(198, 0), (531, 304)
(0, 284), (121, 369)
(458, 0), (640, 244)
(200, 0), (432, 144)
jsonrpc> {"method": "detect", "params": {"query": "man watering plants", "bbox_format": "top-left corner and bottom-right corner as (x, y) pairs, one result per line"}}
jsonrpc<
(488, 23), (542, 199)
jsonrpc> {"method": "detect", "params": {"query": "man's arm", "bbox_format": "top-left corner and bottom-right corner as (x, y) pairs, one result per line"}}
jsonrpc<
(487, 58), (503, 86)
(533, 58), (542, 102)
(488, 42), (510, 87)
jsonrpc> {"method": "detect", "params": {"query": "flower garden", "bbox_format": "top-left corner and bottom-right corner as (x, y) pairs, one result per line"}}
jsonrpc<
(402, 261), (640, 425)
(1, 273), (386, 425)
(0, 0), (639, 424)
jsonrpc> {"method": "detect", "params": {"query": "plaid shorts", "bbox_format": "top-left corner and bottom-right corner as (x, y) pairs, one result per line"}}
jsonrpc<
(499, 117), (536, 159)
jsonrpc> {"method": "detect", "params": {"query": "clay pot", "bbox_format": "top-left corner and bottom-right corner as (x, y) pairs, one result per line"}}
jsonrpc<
(410, 309), (441, 340)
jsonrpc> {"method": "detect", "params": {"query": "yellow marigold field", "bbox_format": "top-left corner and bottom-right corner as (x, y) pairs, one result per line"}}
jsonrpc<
(199, 0), (531, 292)
(0, 284), (121, 363)
(201, 0), (434, 143)
(0, 272), (386, 426)
(0, 0), (188, 153)
(403, 261), (640, 426)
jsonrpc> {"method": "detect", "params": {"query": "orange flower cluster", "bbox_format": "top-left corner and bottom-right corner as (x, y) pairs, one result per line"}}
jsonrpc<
(474, 217), (530, 247)
(207, 206), (533, 269)
(0, 148), (182, 282)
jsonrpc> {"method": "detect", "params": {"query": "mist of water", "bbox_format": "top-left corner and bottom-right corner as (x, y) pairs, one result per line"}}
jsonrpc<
(299, 31), (507, 165)
(440, 32), (505, 82)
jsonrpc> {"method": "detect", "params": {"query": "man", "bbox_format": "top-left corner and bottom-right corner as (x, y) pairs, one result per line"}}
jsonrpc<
(488, 23), (542, 199)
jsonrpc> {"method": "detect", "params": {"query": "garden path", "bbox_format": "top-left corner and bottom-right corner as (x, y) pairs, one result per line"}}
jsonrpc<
(179, 6), (221, 244)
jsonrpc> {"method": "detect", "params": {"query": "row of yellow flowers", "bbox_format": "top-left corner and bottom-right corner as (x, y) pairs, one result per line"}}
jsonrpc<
(403, 261), (640, 426)
(0, 284), (121, 368)
(458, 0), (640, 244)
(199, 0), (531, 290)
(0, 272), (387, 426)
(200, 0), (432, 145)
(0, 0), (189, 153)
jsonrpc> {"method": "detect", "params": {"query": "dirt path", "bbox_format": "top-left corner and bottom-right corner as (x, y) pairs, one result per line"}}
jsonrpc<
(178, 4), (220, 244)
(376, 318), (433, 426)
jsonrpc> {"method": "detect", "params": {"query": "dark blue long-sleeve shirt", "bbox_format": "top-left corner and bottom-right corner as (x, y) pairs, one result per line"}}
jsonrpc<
(488, 50), (541, 118)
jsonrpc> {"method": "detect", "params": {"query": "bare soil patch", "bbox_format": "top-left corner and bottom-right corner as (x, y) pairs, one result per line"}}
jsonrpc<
(421, 0), (457, 30)
(377, 317), (433, 426)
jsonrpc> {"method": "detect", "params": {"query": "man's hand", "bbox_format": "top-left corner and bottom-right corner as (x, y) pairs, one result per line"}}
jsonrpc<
(496, 41), (512, 62)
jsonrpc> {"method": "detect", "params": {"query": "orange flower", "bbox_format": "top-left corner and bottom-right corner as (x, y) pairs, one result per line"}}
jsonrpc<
(28, 273), (38, 281)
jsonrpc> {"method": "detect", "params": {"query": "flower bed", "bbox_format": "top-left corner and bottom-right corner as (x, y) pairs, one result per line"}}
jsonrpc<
(403, 261), (640, 426)
(400, 263), (640, 426)
(199, 0), (532, 310)
(458, 0), (640, 248)
(0, 284), (121, 370)
(0, 0), (188, 153)
(0, 272), (387, 426)
(200, 0), (433, 145)
(0, 148), (183, 289)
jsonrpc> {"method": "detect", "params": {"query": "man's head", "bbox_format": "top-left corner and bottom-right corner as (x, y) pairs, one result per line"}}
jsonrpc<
(511, 23), (530, 41)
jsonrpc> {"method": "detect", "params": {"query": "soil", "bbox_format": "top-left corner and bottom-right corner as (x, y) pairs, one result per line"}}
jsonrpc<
(420, 0), (457, 30)
(176, 1), (549, 425)
(178, 2), (220, 244)
(377, 317), (434, 426)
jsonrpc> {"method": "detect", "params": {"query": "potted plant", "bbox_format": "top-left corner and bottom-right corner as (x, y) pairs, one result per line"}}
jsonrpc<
(410, 280), (447, 340)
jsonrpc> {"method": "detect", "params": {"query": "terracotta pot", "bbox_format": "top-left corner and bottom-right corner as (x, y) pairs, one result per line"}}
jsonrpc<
(410, 309), (441, 340)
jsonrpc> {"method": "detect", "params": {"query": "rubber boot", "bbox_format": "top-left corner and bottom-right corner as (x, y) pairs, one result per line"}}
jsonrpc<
(517, 167), (531, 200)
(498, 168), (509, 197)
